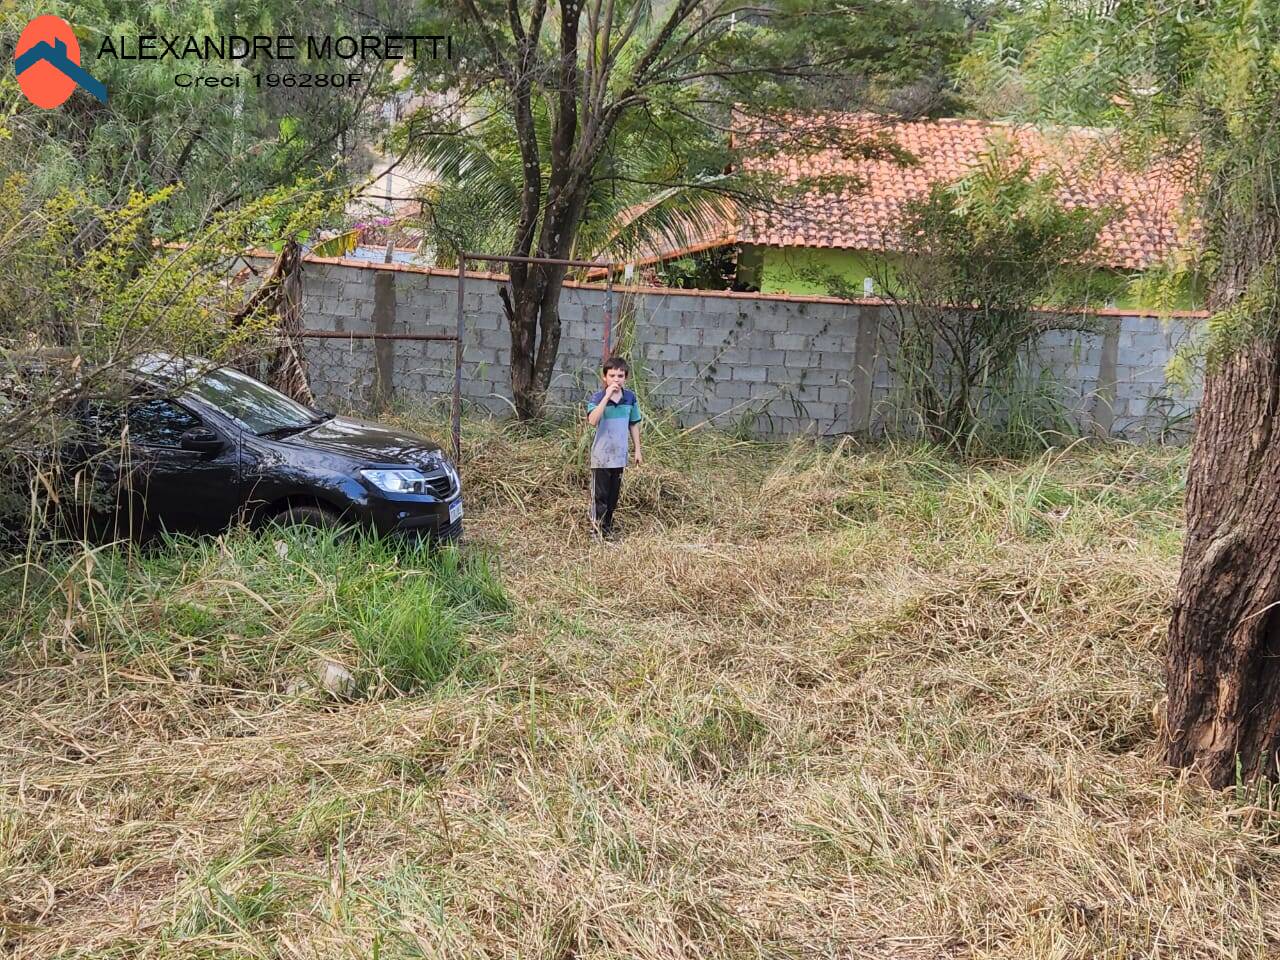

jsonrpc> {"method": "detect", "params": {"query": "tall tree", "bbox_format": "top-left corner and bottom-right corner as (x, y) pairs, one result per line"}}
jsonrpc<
(1, 0), (399, 235)
(405, 0), (996, 420)
(962, 0), (1280, 787)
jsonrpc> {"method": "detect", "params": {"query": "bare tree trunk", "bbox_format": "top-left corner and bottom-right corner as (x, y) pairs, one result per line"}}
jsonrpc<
(231, 240), (314, 405)
(502, 268), (571, 420)
(1164, 165), (1280, 787)
(267, 241), (314, 405)
(532, 265), (568, 398)
(502, 279), (546, 421)
(1166, 334), (1280, 787)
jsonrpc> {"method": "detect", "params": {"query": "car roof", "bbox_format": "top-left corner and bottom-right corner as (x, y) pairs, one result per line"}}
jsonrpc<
(129, 352), (218, 384)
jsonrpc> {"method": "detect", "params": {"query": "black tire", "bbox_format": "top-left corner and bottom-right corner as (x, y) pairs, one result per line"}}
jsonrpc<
(272, 503), (343, 531)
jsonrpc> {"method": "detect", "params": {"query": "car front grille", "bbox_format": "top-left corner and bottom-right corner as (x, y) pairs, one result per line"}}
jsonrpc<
(424, 470), (457, 500)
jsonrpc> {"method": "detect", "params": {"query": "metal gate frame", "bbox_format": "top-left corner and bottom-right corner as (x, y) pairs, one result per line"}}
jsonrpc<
(297, 329), (464, 463)
(458, 251), (617, 421)
(297, 253), (618, 465)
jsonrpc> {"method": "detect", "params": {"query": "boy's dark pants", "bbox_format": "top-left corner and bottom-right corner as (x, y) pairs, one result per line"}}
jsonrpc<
(590, 467), (624, 533)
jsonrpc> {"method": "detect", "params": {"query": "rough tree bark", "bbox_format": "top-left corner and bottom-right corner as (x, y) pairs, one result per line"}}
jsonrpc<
(499, 249), (577, 420)
(1166, 197), (1280, 785)
(1166, 335), (1280, 787)
(231, 240), (315, 405)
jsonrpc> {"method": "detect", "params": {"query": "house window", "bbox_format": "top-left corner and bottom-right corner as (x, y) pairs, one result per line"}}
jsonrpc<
(863, 276), (875, 296)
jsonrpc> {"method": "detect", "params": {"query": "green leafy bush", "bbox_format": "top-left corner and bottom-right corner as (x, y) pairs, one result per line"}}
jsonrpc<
(862, 140), (1107, 453)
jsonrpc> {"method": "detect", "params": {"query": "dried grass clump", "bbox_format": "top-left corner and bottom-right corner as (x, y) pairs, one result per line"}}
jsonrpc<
(4, 419), (1276, 959)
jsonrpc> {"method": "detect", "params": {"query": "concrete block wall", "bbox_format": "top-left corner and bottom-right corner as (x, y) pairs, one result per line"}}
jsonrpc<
(1110, 314), (1201, 434)
(278, 255), (1203, 439)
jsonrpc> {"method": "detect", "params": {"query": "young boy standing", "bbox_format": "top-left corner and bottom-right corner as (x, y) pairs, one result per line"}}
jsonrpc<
(585, 357), (643, 537)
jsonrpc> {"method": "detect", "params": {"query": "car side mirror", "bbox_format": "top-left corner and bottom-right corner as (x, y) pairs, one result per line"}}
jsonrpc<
(180, 427), (224, 453)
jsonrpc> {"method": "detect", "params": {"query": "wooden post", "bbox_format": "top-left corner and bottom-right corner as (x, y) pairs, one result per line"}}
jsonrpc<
(454, 258), (464, 464)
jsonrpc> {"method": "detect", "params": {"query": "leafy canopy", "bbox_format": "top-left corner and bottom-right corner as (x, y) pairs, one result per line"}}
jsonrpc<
(1, 0), (399, 233)
(960, 0), (1280, 365)
(400, 0), (1005, 264)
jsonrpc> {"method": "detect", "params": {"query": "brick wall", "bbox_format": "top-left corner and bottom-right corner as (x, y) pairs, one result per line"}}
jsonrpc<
(273, 254), (1203, 439)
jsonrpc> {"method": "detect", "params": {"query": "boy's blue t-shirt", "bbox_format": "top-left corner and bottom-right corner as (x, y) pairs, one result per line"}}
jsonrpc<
(586, 388), (642, 468)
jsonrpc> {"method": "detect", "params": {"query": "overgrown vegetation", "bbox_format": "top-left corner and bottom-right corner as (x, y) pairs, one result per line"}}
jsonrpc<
(0, 0), (396, 234)
(959, 0), (1280, 790)
(0, 174), (346, 538)
(0, 1), (368, 532)
(5, 416), (1277, 958)
(3, 527), (508, 697)
(863, 142), (1105, 454)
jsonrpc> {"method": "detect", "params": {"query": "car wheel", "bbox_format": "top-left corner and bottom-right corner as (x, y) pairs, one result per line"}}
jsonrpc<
(272, 503), (343, 531)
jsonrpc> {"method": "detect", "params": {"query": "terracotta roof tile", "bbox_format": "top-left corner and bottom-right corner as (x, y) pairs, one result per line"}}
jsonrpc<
(627, 113), (1198, 273)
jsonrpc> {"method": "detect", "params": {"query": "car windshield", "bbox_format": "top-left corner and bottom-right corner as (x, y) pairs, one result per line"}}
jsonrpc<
(182, 366), (321, 435)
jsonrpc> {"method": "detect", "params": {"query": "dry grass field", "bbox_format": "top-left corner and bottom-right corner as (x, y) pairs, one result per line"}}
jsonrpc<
(3, 415), (1278, 958)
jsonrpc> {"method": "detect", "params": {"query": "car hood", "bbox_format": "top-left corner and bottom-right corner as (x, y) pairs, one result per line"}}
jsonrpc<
(288, 415), (445, 467)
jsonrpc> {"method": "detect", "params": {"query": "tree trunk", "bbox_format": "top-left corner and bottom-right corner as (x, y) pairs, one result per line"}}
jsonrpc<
(504, 267), (571, 421)
(532, 264), (568, 398)
(230, 241), (313, 405)
(502, 191), (581, 420)
(266, 241), (314, 405)
(504, 277), (546, 421)
(1166, 334), (1280, 787)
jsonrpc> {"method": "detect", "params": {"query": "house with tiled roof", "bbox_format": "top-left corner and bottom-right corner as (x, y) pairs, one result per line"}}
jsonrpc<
(614, 112), (1202, 309)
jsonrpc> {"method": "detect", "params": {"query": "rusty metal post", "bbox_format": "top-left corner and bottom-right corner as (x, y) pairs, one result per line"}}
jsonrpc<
(464, 253), (609, 269)
(454, 257), (465, 464)
(603, 272), (614, 361)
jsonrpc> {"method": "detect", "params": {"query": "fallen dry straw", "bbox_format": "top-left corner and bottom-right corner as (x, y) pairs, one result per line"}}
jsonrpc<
(2, 418), (1276, 959)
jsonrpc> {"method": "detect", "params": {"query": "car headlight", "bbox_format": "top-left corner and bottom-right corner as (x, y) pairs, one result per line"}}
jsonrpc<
(360, 468), (428, 494)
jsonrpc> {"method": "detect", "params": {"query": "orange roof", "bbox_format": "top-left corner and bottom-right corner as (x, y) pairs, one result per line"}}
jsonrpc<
(618, 113), (1198, 273)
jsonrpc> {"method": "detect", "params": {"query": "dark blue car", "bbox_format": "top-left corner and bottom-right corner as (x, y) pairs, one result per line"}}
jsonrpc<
(61, 354), (463, 542)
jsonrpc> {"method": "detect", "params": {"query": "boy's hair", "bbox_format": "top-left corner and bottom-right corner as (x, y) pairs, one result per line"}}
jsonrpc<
(602, 356), (630, 376)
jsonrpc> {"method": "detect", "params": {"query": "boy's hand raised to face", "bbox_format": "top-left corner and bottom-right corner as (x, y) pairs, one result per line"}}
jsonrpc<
(605, 384), (623, 403)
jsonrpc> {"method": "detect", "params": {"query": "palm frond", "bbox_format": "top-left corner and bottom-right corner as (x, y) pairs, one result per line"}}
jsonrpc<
(579, 176), (746, 263)
(400, 83), (750, 272)
(310, 228), (360, 258)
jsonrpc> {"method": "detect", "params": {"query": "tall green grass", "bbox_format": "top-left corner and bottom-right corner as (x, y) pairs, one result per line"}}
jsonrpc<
(0, 527), (510, 696)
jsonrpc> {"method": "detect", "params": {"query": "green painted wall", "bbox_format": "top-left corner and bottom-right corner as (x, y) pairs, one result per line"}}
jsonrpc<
(755, 246), (899, 298)
(748, 244), (1204, 311)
